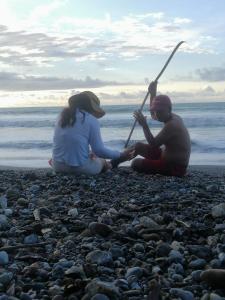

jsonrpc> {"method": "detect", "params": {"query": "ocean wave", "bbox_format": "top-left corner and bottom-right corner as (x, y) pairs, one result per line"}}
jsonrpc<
(0, 141), (52, 150)
(1, 102), (225, 115)
(1, 115), (225, 129)
(0, 139), (225, 154)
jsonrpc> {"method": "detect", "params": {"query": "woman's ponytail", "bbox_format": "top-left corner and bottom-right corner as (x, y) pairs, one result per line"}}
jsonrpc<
(59, 95), (79, 128)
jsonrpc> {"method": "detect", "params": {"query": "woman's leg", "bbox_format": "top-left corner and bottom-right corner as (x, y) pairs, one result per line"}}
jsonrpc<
(76, 157), (106, 175)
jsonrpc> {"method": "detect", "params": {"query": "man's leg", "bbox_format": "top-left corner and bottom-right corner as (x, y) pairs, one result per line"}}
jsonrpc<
(131, 157), (169, 175)
(134, 142), (161, 159)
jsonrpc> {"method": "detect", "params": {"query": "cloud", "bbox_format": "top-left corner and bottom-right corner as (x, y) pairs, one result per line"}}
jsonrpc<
(0, 72), (133, 91)
(196, 67), (225, 81)
(0, 9), (218, 69)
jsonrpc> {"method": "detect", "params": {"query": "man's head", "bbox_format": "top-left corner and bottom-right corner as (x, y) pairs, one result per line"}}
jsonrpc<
(150, 94), (172, 122)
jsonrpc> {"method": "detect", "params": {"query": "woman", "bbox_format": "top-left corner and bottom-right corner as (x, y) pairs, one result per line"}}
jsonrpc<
(52, 91), (131, 175)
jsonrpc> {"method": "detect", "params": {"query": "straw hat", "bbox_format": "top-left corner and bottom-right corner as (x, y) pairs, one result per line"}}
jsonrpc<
(69, 91), (105, 118)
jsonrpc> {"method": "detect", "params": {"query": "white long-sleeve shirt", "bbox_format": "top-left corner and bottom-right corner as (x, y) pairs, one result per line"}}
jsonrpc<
(52, 110), (120, 166)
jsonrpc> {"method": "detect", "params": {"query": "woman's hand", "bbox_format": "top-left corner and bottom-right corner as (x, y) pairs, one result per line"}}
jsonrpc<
(120, 148), (135, 161)
(90, 152), (97, 160)
(133, 110), (148, 128)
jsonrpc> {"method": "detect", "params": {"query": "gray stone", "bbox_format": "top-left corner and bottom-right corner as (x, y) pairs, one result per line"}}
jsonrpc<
(139, 216), (158, 228)
(24, 233), (39, 244)
(156, 242), (171, 257)
(168, 250), (184, 264)
(0, 196), (7, 209)
(187, 245), (211, 259)
(110, 246), (124, 259)
(3, 209), (13, 217)
(191, 270), (203, 282)
(170, 288), (194, 300)
(0, 272), (13, 286)
(86, 250), (113, 266)
(125, 267), (143, 279)
(0, 214), (8, 230)
(0, 251), (9, 265)
(133, 243), (145, 253)
(85, 279), (120, 299)
(171, 273), (183, 282)
(91, 294), (110, 300)
(212, 203), (225, 218)
(189, 258), (207, 269)
(68, 208), (78, 217)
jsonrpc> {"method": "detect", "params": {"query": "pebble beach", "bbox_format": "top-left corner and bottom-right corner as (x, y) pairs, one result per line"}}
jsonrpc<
(0, 166), (225, 300)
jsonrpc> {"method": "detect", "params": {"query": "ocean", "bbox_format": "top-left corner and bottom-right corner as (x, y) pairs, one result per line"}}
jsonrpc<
(0, 102), (225, 168)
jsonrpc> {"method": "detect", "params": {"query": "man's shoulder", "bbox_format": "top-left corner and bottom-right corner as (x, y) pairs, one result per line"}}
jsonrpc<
(165, 114), (183, 129)
(171, 113), (183, 124)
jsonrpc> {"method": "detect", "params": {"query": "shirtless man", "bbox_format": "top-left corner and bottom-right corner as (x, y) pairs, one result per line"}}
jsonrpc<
(131, 81), (191, 176)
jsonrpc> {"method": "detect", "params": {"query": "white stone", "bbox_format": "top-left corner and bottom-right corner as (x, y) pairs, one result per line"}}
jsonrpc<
(68, 208), (78, 217)
(211, 203), (225, 218)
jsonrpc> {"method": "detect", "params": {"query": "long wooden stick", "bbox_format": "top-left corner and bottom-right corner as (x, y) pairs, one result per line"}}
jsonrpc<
(125, 41), (185, 148)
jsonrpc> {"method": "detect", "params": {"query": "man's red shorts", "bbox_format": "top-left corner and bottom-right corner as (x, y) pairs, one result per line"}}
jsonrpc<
(137, 146), (187, 177)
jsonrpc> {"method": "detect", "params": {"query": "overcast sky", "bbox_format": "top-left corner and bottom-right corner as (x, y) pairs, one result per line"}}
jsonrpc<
(0, 0), (225, 107)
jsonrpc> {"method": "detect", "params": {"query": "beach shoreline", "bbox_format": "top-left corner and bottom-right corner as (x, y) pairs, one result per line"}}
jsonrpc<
(0, 164), (225, 175)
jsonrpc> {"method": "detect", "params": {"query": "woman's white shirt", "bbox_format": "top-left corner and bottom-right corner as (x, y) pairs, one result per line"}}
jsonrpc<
(53, 110), (120, 166)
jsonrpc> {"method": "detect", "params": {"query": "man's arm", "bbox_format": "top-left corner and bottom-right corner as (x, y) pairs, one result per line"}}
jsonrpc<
(154, 122), (175, 147)
(133, 110), (156, 146)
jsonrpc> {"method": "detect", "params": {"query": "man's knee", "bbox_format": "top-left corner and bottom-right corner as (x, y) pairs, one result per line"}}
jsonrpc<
(131, 158), (143, 172)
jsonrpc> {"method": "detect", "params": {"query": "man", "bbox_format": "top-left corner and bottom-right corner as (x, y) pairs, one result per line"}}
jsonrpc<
(131, 81), (191, 176)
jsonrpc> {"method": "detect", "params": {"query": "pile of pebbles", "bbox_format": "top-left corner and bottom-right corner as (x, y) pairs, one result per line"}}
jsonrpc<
(0, 167), (225, 299)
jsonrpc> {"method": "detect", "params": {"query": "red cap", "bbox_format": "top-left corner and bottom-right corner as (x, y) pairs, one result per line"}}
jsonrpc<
(150, 95), (172, 112)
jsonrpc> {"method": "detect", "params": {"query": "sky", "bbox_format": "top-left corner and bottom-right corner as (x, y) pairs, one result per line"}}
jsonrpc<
(0, 0), (225, 107)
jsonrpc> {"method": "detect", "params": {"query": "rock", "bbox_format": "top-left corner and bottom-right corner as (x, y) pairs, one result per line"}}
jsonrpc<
(49, 285), (63, 296)
(85, 279), (120, 299)
(170, 288), (194, 300)
(171, 273), (183, 282)
(189, 258), (207, 269)
(91, 294), (110, 300)
(0, 251), (9, 265)
(139, 216), (158, 228)
(168, 263), (184, 275)
(168, 250), (184, 264)
(210, 259), (221, 268)
(3, 209), (13, 217)
(212, 203), (225, 218)
(187, 245), (211, 259)
(142, 233), (160, 241)
(68, 208), (78, 217)
(209, 293), (224, 300)
(17, 198), (29, 206)
(156, 242), (172, 257)
(133, 243), (145, 252)
(191, 270), (203, 282)
(110, 246), (124, 259)
(23, 233), (39, 244)
(89, 222), (112, 237)
(0, 272), (13, 286)
(200, 269), (225, 288)
(65, 265), (86, 279)
(6, 189), (20, 201)
(125, 267), (143, 279)
(0, 214), (8, 230)
(86, 250), (113, 266)
(0, 195), (7, 209)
